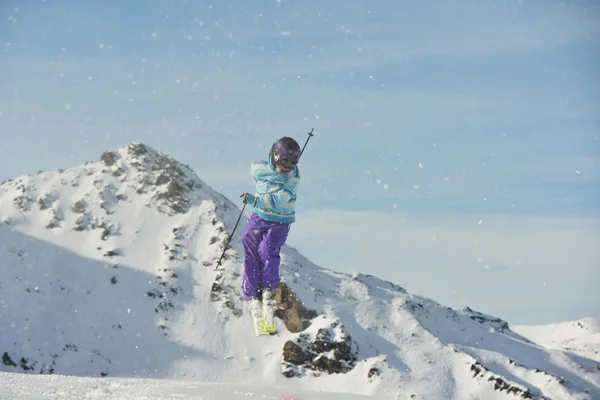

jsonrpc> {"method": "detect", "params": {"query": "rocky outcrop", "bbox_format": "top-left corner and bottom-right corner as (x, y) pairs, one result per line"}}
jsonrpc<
(100, 150), (120, 167)
(37, 193), (56, 210)
(124, 143), (203, 214)
(282, 317), (358, 378)
(463, 306), (509, 333)
(471, 361), (537, 399)
(275, 282), (317, 333)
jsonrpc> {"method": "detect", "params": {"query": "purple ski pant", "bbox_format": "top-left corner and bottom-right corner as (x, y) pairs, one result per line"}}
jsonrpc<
(241, 213), (290, 301)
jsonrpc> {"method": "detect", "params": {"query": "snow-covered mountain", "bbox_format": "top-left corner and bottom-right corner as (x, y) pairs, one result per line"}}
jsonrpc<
(1, 143), (598, 400)
(514, 319), (600, 363)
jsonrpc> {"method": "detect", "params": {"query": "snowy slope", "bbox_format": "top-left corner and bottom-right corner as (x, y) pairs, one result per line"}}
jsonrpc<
(514, 319), (600, 362)
(0, 371), (370, 400)
(0, 143), (599, 400)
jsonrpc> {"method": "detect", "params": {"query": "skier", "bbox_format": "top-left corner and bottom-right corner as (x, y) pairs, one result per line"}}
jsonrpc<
(239, 137), (302, 336)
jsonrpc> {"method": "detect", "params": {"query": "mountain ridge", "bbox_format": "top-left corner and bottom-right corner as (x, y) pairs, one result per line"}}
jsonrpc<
(1, 143), (598, 400)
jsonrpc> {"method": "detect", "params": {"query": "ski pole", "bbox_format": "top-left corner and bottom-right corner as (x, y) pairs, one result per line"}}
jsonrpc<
(300, 128), (314, 156)
(215, 129), (315, 270)
(215, 202), (246, 270)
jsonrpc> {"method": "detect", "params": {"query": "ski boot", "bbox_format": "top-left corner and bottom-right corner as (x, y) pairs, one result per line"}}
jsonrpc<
(261, 288), (277, 335)
(248, 298), (264, 336)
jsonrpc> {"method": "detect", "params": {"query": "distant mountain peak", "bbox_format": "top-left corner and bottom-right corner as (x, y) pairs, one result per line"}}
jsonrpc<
(98, 142), (206, 214)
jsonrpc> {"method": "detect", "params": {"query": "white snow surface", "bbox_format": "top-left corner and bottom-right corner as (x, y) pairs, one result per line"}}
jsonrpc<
(0, 371), (368, 400)
(0, 143), (598, 400)
(514, 318), (600, 362)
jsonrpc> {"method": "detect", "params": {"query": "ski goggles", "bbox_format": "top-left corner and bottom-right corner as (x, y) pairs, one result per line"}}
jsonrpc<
(274, 152), (298, 169)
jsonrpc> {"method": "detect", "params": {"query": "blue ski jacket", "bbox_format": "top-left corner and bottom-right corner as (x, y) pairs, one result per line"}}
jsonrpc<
(244, 147), (300, 224)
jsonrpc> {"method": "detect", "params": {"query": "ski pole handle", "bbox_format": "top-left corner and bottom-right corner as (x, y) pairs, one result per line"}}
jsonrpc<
(300, 128), (314, 156)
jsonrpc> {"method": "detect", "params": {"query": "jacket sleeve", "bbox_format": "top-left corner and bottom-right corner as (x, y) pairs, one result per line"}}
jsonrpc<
(250, 162), (259, 181)
(253, 176), (300, 209)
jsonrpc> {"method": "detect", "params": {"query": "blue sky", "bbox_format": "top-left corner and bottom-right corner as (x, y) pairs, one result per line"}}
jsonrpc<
(1, 0), (599, 325)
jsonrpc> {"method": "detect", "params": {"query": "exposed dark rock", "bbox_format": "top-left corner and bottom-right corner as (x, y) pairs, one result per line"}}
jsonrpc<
(210, 282), (226, 301)
(151, 153), (173, 171)
(37, 193), (56, 210)
(312, 355), (347, 374)
(104, 249), (121, 257)
(275, 282), (317, 333)
(100, 151), (120, 167)
(20, 357), (34, 371)
(155, 299), (174, 313)
(146, 289), (164, 299)
(368, 367), (380, 378)
(209, 277), (241, 318)
(127, 143), (150, 158)
(225, 300), (241, 317)
(333, 338), (352, 361)
(116, 144), (204, 214)
(46, 220), (58, 229)
(73, 214), (91, 231)
(282, 368), (296, 378)
(71, 199), (87, 214)
(282, 321), (358, 378)
(135, 176), (152, 194)
(470, 361), (536, 399)
(152, 180), (190, 214)
(155, 174), (170, 186)
(2, 352), (17, 367)
(313, 329), (335, 353)
(283, 341), (312, 365)
(464, 307), (509, 333)
(63, 344), (78, 352)
(45, 210), (61, 229)
(112, 167), (126, 177)
(161, 268), (178, 278)
(14, 195), (33, 212)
